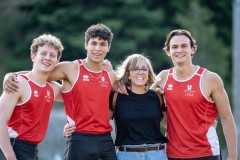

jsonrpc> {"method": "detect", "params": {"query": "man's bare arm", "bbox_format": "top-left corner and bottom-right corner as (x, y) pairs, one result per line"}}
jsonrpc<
(208, 73), (238, 159)
(0, 88), (22, 160)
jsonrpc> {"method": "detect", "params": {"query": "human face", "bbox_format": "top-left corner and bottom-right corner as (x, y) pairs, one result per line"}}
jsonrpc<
(168, 35), (195, 64)
(129, 60), (149, 89)
(31, 45), (59, 73)
(85, 37), (110, 63)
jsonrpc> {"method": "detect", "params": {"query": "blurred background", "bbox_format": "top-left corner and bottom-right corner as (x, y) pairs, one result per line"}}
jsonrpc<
(0, 0), (239, 159)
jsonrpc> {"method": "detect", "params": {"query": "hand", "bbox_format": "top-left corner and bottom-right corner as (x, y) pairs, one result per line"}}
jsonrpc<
(102, 59), (112, 72)
(153, 87), (164, 94)
(63, 123), (76, 137)
(151, 78), (164, 94)
(3, 74), (19, 94)
(116, 84), (129, 95)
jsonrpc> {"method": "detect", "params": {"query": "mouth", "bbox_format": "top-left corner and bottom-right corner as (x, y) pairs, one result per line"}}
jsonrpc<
(42, 62), (51, 67)
(136, 77), (144, 80)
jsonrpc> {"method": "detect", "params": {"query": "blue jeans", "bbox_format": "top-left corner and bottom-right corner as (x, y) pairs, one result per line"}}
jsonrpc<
(117, 149), (168, 160)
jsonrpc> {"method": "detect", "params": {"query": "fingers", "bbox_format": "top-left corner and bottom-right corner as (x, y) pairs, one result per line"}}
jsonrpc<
(116, 84), (128, 95)
(63, 123), (76, 137)
(3, 75), (19, 94)
(102, 65), (113, 72)
(103, 59), (112, 66)
(154, 87), (164, 94)
(102, 59), (113, 72)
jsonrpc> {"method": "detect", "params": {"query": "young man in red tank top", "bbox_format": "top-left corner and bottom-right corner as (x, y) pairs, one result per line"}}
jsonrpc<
(152, 30), (237, 160)
(0, 34), (64, 160)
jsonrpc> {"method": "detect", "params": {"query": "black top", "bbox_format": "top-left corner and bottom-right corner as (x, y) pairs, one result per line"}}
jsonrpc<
(110, 89), (167, 146)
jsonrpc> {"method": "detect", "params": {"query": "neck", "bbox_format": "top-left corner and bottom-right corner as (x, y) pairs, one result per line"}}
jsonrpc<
(174, 64), (196, 80)
(84, 58), (102, 71)
(131, 86), (147, 94)
(27, 70), (49, 85)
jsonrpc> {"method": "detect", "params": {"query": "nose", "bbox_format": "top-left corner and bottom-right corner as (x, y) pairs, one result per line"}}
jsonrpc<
(44, 54), (51, 60)
(138, 69), (145, 74)
(94, 44), (101, 51)
(176, 47), (183, 52)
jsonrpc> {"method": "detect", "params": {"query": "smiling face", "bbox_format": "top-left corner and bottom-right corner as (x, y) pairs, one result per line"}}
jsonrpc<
(31, 44), (59, 73)
(85, 37), (110, 64)
(167, 35), (195, 65)
(128, 59), (149, 90)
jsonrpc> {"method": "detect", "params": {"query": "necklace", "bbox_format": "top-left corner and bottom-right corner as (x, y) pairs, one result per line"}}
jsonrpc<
(88, 70), (103, 79)
(83, 59), (103, 79)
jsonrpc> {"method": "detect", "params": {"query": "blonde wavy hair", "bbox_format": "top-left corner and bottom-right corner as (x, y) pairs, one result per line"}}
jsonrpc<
(30, 33), (64, 59)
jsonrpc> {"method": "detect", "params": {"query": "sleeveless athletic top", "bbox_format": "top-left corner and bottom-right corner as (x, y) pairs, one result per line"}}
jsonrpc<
(110, 89), (167, 146)
(62, 59), (112, 134)
(7, 75), (54, 144)
(164, 67), (220, 158)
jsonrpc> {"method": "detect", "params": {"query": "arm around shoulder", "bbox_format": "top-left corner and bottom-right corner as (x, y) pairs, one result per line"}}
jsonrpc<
(48, 61), (78, 82)
(108, 69), (118, 91)
(151, 70), (168, 91)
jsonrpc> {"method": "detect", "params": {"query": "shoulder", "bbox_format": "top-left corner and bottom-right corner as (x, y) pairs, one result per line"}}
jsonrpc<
(155, 69), (170, 87)
(107, 69), (118, 88)
(16, 76), (30, 91)
(1, 76), (28, 100)
(202, 69), (224, 90)
(203, 70), (223, 84)
(57, 60), (78, 71)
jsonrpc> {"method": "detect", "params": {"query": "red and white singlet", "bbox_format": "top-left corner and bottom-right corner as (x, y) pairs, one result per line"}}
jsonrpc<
(62, 60), (112, 134)
(7, 75), (54, 144)
(164, 67), (220, 158)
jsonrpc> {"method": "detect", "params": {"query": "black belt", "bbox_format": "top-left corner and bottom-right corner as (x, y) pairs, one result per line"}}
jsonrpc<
(119, 145), (165, 152)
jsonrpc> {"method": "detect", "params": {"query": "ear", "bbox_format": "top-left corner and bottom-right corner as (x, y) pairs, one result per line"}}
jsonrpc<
(106, 45), (110, 53)
(84, 42), (88, 50)
(191, 47), (196, 56)
(31, 52), (36, 62)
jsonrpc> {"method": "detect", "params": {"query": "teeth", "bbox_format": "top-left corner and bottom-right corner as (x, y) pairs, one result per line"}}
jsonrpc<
(136, 77), (143, 80)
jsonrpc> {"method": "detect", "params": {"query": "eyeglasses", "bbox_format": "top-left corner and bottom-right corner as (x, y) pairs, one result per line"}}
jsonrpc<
(129, 68), (149, 74)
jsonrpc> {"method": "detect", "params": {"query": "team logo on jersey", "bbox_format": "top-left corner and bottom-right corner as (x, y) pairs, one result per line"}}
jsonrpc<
(47, 91), (50, 96)
(101, 76), (105, 82)
(83, 75), (89, 81)
(34, 90), (39, 97)
(45, 90), (53, 102)
(167, 84), (173, 90)
(183, 85), (195, 96)
(187, 85), (192, 90)
(99, 76), (109, 87)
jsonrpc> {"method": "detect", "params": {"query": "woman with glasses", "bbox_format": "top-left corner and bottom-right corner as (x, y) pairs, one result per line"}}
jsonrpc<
(110, 53), (167, 160)
(64, 53), (168, 160)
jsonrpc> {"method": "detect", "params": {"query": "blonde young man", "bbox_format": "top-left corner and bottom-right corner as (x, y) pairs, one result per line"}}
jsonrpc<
(0, 34), (64, 160)
(153, 30), (237, 160)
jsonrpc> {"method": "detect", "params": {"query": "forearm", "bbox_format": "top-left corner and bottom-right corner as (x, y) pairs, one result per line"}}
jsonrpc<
(221, 115), (238, 159)
(0, 123), (17, 160)
(160, 112), (167, 128)
(5, 71), (29, 77)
